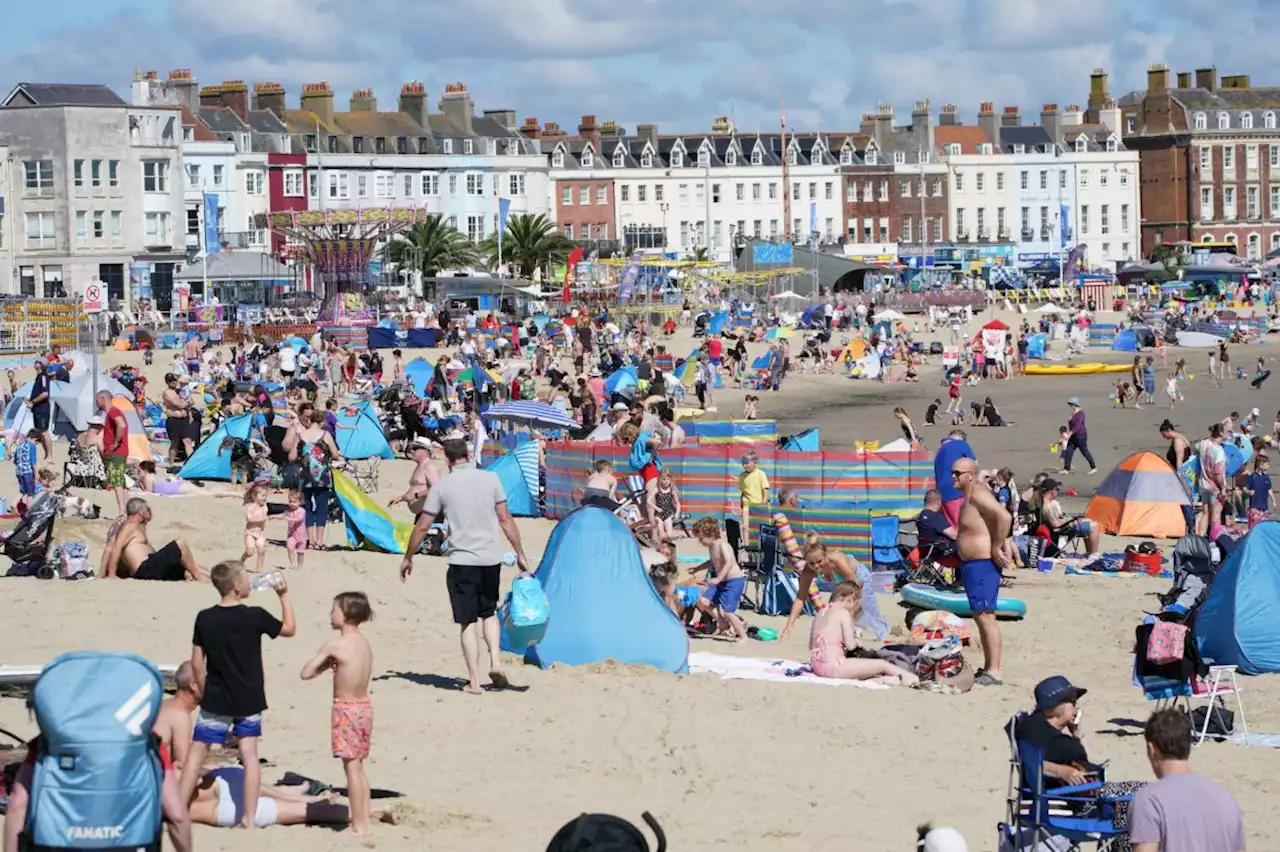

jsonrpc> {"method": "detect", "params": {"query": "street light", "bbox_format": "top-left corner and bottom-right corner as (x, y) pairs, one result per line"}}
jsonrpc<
(659, 203), (670, 250)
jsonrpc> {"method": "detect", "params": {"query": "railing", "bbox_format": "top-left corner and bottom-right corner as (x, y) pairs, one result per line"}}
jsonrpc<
(216, 231), (269, 251)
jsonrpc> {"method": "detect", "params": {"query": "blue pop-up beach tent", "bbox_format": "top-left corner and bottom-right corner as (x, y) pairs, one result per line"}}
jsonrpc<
(1112, 329), (1138, 352)
(1197, 521), (1280, 674)
(178, 413), (252, 480)
(404, 358), (434, 396)
(484, 451), (537, 517)
(334, 402), (394, 460)
(512, 506), (689, 672)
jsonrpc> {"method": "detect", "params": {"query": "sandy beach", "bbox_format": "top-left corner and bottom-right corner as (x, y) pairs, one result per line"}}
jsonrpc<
(1, 308), (1278, 852)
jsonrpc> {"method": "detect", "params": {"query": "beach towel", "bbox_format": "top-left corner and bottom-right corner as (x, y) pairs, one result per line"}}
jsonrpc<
(687, 652), (889, 689)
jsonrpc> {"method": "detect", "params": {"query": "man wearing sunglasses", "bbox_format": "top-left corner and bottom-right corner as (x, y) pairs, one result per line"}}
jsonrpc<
(952, 458), (1011, 686)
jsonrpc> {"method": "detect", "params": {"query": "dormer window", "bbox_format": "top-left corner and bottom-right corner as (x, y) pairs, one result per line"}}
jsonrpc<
(551, 150), (564, 168)
(1217, 112), (1229, 130)
(1074, 137), (1087, 152)
(946, 144), (961, 155)
(581, 149), (593, 167)
(1194, 112), (1207, 130)
(305, 134), (318, 152)
(786, 149), (797, 166)
(641, 151), (653, 167)
(1106, 137), (1118, 152)
(751, 149), (762, 166)
(442, 138), (453, 153)
(395, 136), (407, 154)
(671, 150), (683, 167)
(612, 149), (625, 167)
(418, 137), (429, 152)
(463, 139), (473, 154)
(920, 150), (930, 163)
(725, 149), (737, 166)
(697, 148), (710, 168)
(1267, 112), (1277, 129)
(327, 135), (338, 153)
(1241, 112), (1254, 130)
(840, 147), (853, 165)
(375, 137), (387, 154)
(811, 144), (825, 163)
(864, 149), (877, 165)
(487, 140), (495, 155)
(352, 136), (365, 153)
(1012, 144), (1025, 154)
(893, 151), (905, 164)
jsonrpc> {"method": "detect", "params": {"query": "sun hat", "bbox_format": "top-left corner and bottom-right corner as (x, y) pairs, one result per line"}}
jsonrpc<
(86, 415), (105, 427)
(410, 436), (434, 451)
(1066, 397), (1081, 407)
(1034, 675), (1087, 711)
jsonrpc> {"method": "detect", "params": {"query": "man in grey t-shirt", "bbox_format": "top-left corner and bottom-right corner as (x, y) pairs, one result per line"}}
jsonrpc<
(401, 439), (530, 695)
(1129, 708), (1245, 852)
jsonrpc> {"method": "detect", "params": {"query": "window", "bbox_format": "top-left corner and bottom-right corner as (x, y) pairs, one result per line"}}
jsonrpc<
(356, 174), (368, 197)
(1268, 113), (1278, 130)
(402, 174), (414, 197)
(787, 148), (798, 166)
(840, 147), (854, 165)
(955, 172), (964, 192)
(1079, 168), (1089, 188)
(696, 183), (705, 203)
(1248, 186), (1259, 219)
(351, 136), (365, 154)
(1080, 205), (1089, 234)
(1272, 186), (1280, 217)
(1121, 204), (1130, 232)
(308, 172), (318, 197)
(898, 180), (910, 198)
(551, 150), (564, 168)
(1248, 233), (1261, 260)
(492, 173), (500, 196)
(1074, 137), (1086, 153)
(581, 149), (593, 168)
(976, 173), (985, 192)
(375, 174), (394, 198)
(509, 173), (526, 196)
(465, 173), (483, 196)
(1039, 170), (1047, 190)
(24, 212), (55, 248)
(562, 224), (573, 239)
(997, 207), (1006, 235)
(1273, 234), (1280, 253)
(725, 149), (737, 166)
(462, 139), (473, 155)
(73, 159), (84, 188)
(893, 151), (905, 165)
(671, 149), (683, 168)
(698, 148), (710, 168)
(1100, 204), (1110, 235)
(420, 173), (439, 195)
(1224, 186), (1237, 219)
(1200, 147), (1211, 170)
(580, 186), (590, 204)
(824, 181), (833, 200)
(185, 163), (200, 187)
(448, 174), (457, 195)
(955, 208), (965, 235)
(1242, 112), (1254, 130)
(637, 185), (646, 202)
(769, 219), (778, 239)
(1272, 147), (1280, 169)
(1106, 137), (1118, 152)
(734, 183), (744, 201)
(752, 183), (761, 200)
(1119, 168), (1130, 187)
(1201, 186), (1214, 221)
(807, 182), (816, 200)
(1099, 170), (1108, 188)
(1224, 146), (1235, 169)
(561, 186), (571, 205)
(878, 181), (888, 201)
(641, 151), (653, 168)
(110, 211), (122, 246)
(143, 212), (171, 246)
(976, 208), (986, 236)
(620, 184), (630, 203)
(1040, 206), (1049, 230)
(75, 212), (87, 246)
(90, 160), (102, 189)
(465, 213), (484, 242)
(1059, 170), (1067, 190)
(107, 160), (119, 190)
(92, 210), (104, 239)
(245, 171), (264, 195)
(142, 160), (169, 192)
(932, 179), (942, 197)
(654, 185), (664, 201)
(1218, 112), (1230, 130)
(752, 220), (762, 237)
(712, 183), (722, 203)
(327, 172), (350, 199)
(597, 185), (607, 204)
(612, 149), (625, 168)
(1020, 207), (1030, 231)
(1247, 145), (1260, 171)
(996, 172), (1005, 191)
(864, 149), (877, 165)
(24, 160), (54, 196)
(212, 165), (224, 187)
(1194, 112), (1207, 130)
(862, 182), (872, 202)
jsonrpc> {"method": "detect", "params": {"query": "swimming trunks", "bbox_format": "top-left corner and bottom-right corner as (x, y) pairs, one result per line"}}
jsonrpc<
(133, 541), (186, 581)
(961, 559), (1000, 614)
(700, 576), (746, 613)
(331, 697), (374, 760)
(194, 710), (263, 744)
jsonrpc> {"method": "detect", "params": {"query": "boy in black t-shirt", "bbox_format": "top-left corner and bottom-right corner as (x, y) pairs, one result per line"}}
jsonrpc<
(180, 560), (295, 829)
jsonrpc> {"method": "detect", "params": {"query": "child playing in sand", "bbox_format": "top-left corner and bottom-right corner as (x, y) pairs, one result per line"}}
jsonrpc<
(182, 560), (296, 828)
(300, 592), (375, 838)
(691, 517), (748, 642)
(743, 394), (758, 420)
(242, 485), (269, 573)
(653, 469), (681, 540)
(1055, 426), (1070, 467)
(283, 489), (307, 569)
(649, 561), (680, 616)
(809, 581), (919, 685)
(924, 398), (941, 427)
(1166, 372), (1180, 409)
(582, 459), (620, 511)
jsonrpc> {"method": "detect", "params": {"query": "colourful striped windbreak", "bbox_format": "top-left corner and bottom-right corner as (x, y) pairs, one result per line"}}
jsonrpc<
(543, 441), (933, 529)
(1085, 450), (1190, 539)
(682, 420), (778, 444)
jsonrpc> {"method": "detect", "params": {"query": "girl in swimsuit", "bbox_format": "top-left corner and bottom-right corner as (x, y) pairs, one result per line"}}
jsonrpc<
(653, 469), (681, 540)
(242, 485), (269, 573)
(808, 581), (919, 685)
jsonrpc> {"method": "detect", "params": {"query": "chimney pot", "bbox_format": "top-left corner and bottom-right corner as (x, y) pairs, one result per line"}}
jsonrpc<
(168, 69), (192, 81)
(143, 71), (159, 81)
(349, 89), (377, 112)
(1043, 104), (1058, 111)
(300, 82), (335, 125)
(399, 81), (425, 95)
(1177, 72), (1192, 88)
(979, 101), (995, 114)
(1091, 67), (1106, 76)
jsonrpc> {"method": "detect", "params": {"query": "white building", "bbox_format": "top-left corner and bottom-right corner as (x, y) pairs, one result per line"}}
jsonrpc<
(944, 102), (1142, 269)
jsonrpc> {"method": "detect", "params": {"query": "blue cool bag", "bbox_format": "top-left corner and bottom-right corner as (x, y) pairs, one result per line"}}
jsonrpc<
(26, 651), (165, 850)
(502, 576), (550, 648)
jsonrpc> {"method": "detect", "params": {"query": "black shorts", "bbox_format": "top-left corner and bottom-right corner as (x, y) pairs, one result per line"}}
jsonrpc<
(166, 416), (189, 442)
(134, 541), (186, 581)
(31, 408), (49, 432)
(281, 368), (294, 378)
(446, 563), (501, 625)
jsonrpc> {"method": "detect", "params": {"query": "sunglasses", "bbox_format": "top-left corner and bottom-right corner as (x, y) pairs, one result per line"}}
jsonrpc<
(950, 469), (968, 477)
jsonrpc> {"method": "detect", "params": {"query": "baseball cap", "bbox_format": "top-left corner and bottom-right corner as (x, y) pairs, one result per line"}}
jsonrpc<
(611, 402), (628, 411)
(1066, 397), (1081, 407)
(1034, 675), (1087, 711)
(1038, 478), (1061, 493)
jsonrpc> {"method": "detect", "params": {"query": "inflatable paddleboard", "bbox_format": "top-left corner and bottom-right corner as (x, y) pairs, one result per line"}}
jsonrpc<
(1175, 330), (1225, 348)
(1252, 370), (1271, 388)
(900, 582), (1027, 619)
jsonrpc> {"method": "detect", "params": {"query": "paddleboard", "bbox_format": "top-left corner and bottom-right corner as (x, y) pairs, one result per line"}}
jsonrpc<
(899, 583), (1027, 619)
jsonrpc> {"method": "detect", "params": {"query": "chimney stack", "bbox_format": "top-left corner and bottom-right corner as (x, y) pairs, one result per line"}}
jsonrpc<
(300, 82), (334, 126)
(253, 82), (285, 120)
(1062, 104), (1083, 127)
(637, 123), (659, 148)
(1098, 98), (1122, 135)
(167, 69), (198, 109)
(1040, 104), (1061, 142)
(1177, 71), (1192, 89)
(1089, 68), (1109, 106)
(1001, 106), (1021, 128)
(542, 122), (565, 138)
(349, 88), (377, 112)
(874, 102), (893, 148)
(911, 99), (934, 149)
(1195, 67), (1217, 91)
(859, 113), (878, 137)
(398, 82), (426, 128)
(199, 84), (223, 109)
(439, 82), (474, 133)
(939, 104), (959, 126)
(977, 101), (1000, 150)
(1221, 74), (1252, 90)
(1147, 62), (1170, 94)
(218, 80), (249, 121)
(519, 117), (541, 139)
(600, 120), (623, 137)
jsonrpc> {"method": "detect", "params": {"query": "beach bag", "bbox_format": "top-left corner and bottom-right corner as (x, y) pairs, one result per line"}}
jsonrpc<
(759, 567), (815, 618)
(56, 542), (92, 581)
(1146, 620), (1188, 665)
(915, 637), (965, 682)
(502, 576), (550, 648)
(25, 652), (165, 850)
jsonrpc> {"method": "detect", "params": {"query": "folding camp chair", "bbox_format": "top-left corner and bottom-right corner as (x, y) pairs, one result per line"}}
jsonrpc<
(63, 442), (106, 490)
(998, 712), (1132, 851)
(748, 521), (814, 617)
(870, 515), (913, 576)
(1135, 616), (1249, 746)
(345, 457), (380, 494)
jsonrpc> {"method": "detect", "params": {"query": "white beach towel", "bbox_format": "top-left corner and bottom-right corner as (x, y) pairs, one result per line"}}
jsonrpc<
(687, 651), (889, 689)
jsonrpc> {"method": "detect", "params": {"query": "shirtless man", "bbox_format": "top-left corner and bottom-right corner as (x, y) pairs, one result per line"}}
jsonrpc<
(388, 437), (438, 515)
(183, 335), (202, 378)
(154, 662), (198, 773)
(162, 374), (194, 462)
(101, 497), (207, 581)
(952, 457), (1011, 686)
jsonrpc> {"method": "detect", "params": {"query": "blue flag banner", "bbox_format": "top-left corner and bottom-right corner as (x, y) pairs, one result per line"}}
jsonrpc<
(809, 201), (817, 238)
(204, 193), (220, 253)
(752, 243), (794, 264)
(498, 197), (511, 234)
(1059, 203), (1070, 246)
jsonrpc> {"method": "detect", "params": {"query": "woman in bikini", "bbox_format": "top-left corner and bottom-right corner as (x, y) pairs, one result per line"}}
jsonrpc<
(809, 581), (918, 684)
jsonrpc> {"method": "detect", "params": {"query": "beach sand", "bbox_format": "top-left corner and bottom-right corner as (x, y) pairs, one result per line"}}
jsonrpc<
(1, 310), (1277, 851)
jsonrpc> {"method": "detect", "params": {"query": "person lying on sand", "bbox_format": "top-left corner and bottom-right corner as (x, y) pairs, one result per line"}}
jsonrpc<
(808, 581), (918, 685)
(100, 497), (207, 581)
(186, 766), (398, 830)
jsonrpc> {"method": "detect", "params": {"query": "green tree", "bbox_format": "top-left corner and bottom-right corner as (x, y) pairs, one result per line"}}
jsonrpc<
(479, 213), (574, 278)
(692, 247), (709, 261)
(385, 215), (479, 298)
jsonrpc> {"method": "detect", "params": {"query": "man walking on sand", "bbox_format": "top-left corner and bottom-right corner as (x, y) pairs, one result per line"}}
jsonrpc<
(400, 440), (531, 695)
(953, 458), (1011, 686)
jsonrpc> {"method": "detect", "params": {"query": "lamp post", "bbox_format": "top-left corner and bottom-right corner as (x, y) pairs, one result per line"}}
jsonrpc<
(659, 203), (670, 251)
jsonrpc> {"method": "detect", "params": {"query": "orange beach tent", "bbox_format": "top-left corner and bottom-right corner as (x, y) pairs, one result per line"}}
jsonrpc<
(1085, 451), (1189, 538)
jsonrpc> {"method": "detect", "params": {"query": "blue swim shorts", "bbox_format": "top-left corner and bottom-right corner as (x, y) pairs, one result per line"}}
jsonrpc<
(961, 559), (1000, 614)
(701, 576), (746, 613)
(194, 709), (263, 744)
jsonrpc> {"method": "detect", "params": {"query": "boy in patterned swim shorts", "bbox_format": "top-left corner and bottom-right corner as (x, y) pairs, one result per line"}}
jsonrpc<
(301, 592), (376, 837)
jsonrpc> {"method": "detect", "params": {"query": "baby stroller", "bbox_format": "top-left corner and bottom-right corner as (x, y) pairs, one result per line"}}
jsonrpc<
(1156, 534), (1216, 615)
(3, 491), (60, 577)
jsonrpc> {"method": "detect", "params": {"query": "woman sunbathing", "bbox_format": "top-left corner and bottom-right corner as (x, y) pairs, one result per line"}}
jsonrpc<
(187, 765), (397, 829)
(809, 581), (918, 685)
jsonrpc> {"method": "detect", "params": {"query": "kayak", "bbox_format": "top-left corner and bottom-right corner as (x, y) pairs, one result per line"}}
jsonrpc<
(900, 582), (1027, 619)
(1018, 360), (1131, 376)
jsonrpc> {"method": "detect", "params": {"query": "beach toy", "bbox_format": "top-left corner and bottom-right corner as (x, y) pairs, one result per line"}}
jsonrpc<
(753, 627), (778, 641)
(899, 582), (1027, 620)
(501, 575), (550, 648)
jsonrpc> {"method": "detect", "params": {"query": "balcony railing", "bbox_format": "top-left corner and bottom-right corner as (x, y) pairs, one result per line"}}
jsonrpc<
(216, 230), (268, 250)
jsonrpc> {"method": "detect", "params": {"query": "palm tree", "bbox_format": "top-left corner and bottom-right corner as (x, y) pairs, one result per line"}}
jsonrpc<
(692, 247), (709, 261)
(479, 213), (574, 278)
(385, 215), (479, 298)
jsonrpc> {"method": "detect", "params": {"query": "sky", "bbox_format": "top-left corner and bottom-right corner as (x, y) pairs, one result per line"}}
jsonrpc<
(2, 0), (1278, 135)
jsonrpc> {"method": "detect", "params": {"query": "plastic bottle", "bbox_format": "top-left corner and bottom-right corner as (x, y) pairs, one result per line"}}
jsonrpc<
(502, 551), (517, 567)
(250, 571), (282, 592)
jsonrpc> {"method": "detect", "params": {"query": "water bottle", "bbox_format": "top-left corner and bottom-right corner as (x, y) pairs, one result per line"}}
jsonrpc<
(502, 551), (517, 568)
(250, 571), (282, 592)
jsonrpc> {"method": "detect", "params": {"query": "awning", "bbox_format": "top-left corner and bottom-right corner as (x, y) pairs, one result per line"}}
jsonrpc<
(175, 252), (294, 283)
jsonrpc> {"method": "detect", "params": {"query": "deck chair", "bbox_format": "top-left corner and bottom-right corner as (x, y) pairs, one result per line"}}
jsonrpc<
(998, 712), (1132, 851)
(870, 515), (913, 576)
(749, 521), (815, 617)
(895, 517), (960, 589)
(63, 442), (106, 490)
(345, 457), (380, 494)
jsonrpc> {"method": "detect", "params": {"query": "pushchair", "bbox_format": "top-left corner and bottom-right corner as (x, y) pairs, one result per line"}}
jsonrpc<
(3, 491), (60, 577)
(1156, 534), (1216, 614)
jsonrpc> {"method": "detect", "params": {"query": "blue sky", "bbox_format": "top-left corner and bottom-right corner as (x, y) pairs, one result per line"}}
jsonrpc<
(2, 0), (1276, 134)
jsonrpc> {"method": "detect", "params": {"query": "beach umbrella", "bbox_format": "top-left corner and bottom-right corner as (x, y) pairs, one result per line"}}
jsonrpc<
(454, 364), (501, 386)
(604, 366), (639, 395)
(873, 309), (905, 322)
(403, 358), (434, 396)
(770, 290), (804, 301)
(483, 401), (580, 431)
(1036, 303), (1065, 313)
(764, 327), (795, 340)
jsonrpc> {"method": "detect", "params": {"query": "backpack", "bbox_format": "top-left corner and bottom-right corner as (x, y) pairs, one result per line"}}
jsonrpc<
(1146, 620), (1189, 665)
(758, 566), (815, 618)
(25, 652), (165, 850)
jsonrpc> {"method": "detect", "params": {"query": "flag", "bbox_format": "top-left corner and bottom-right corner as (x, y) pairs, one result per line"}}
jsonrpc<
(618, 249), (643, 304)
(563, 246), (584, 304)
(1059, 203), (1070, 245)
(203, 193), (220, 253)
(809, 201), (817, 240)
(497, 197), (511, 277)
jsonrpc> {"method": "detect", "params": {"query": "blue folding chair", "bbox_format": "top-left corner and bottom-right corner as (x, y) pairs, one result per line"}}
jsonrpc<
(870, 514), (911, 576)
(998, 712), (1132, 851)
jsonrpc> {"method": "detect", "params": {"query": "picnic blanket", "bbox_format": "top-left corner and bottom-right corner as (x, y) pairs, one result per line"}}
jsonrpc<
(687, 651), (889, 689)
